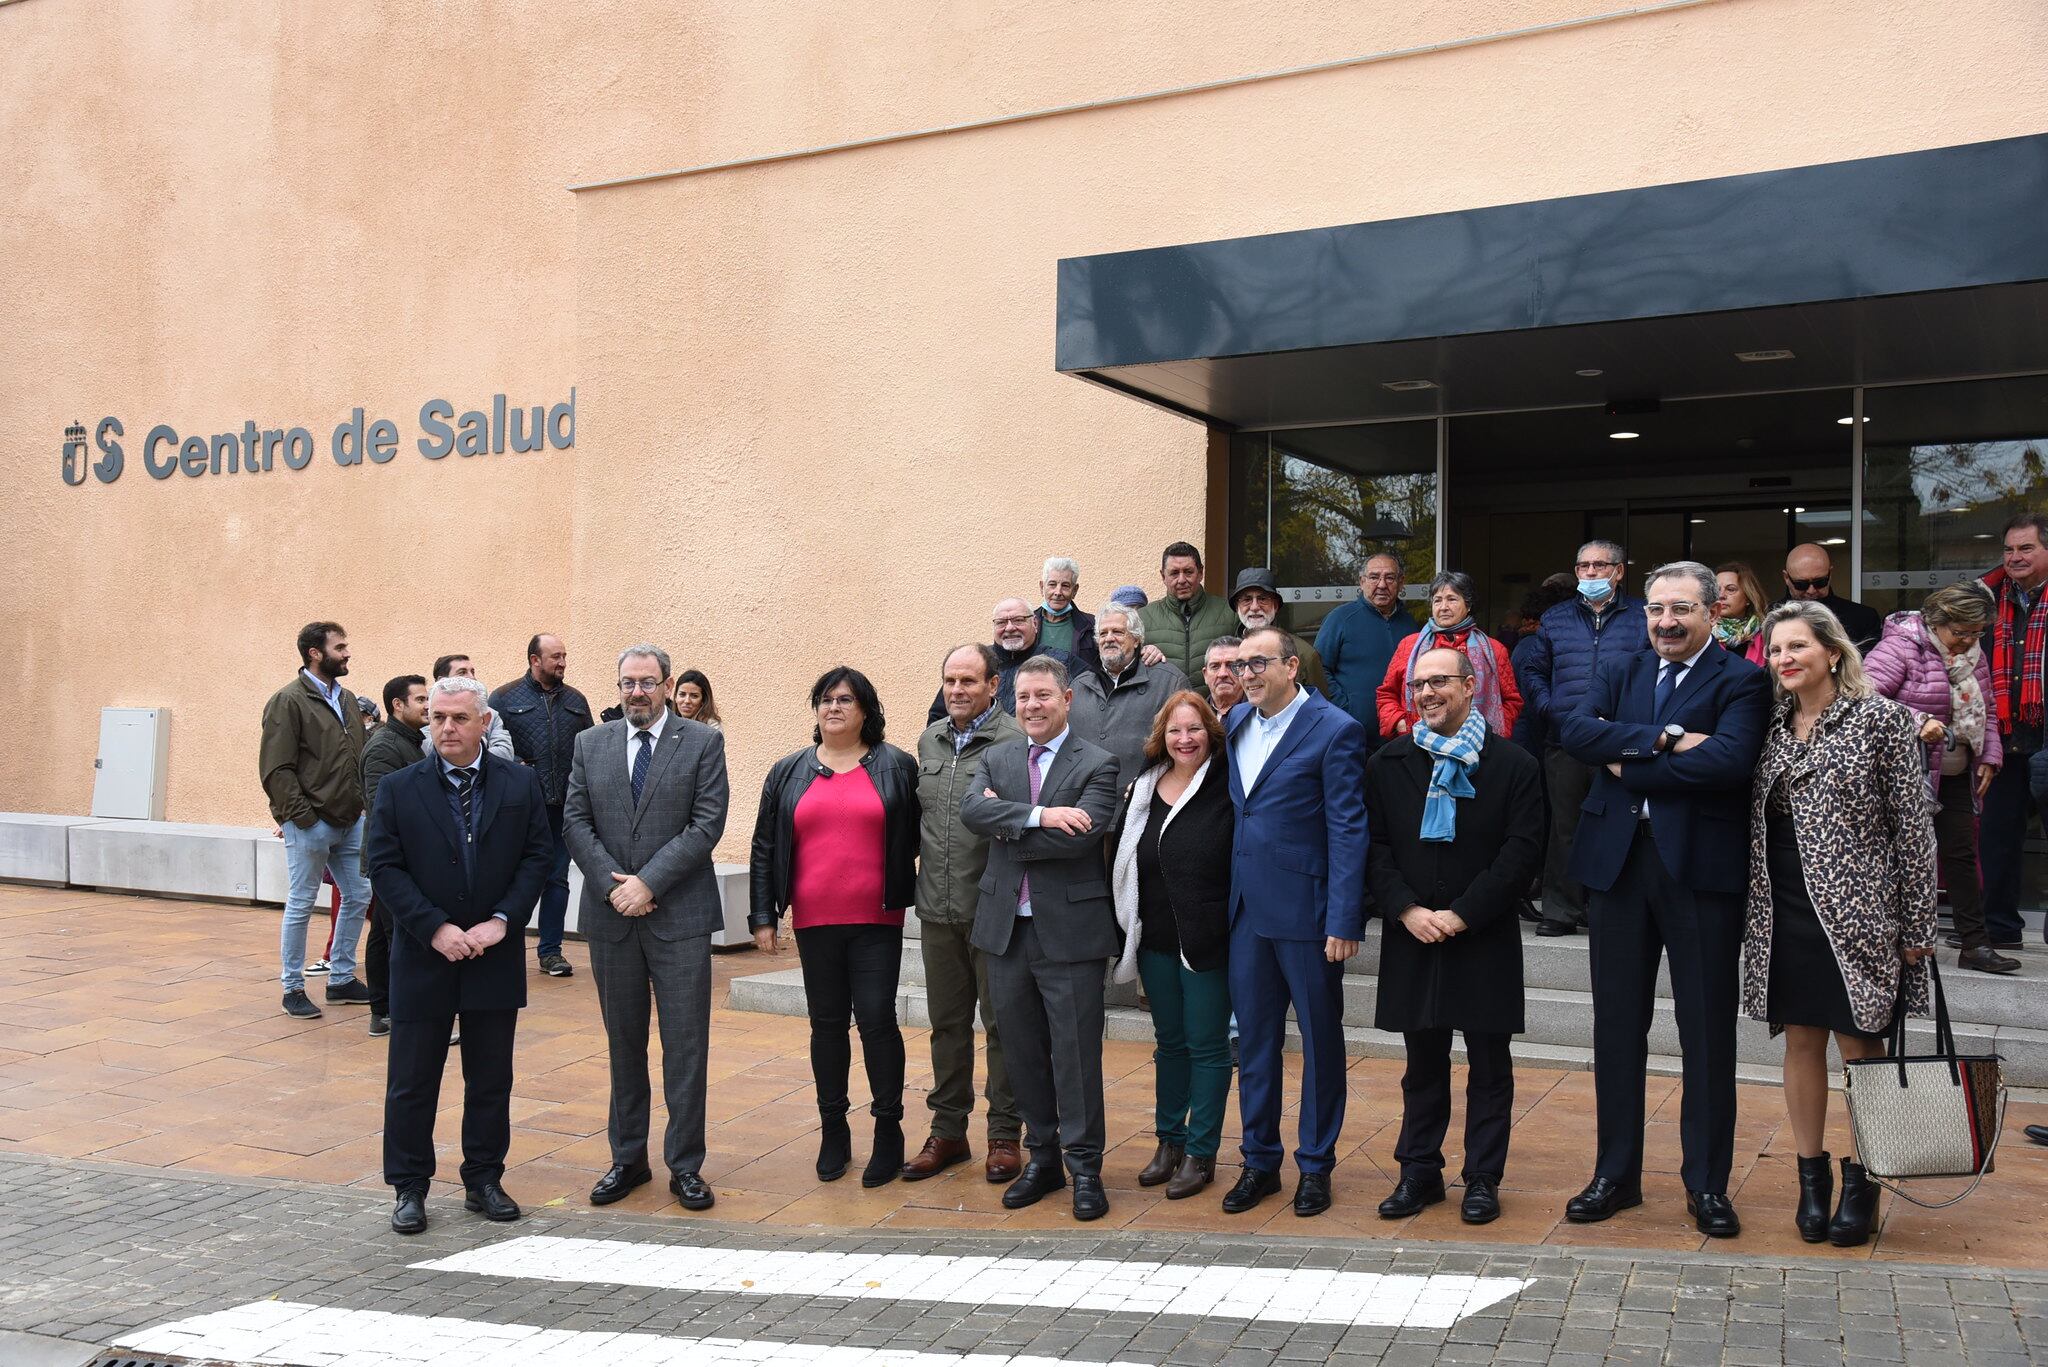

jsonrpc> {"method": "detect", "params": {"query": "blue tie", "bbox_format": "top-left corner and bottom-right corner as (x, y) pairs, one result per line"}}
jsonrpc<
(1654, 661), (1679, 719)
(631, 730), (653, 804)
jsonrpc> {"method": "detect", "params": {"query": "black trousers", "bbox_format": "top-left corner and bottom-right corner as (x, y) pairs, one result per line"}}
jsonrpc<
(1395, 1030), (1514, 1184)
(383, 1008), (517, 1196)
(1541, 745), (1594, 924)
(1935, 772), (1990, 951)
(795, 923), (905, 1122)
(1587, 824), (1742, 1195)
(364, 897), (389, 1016)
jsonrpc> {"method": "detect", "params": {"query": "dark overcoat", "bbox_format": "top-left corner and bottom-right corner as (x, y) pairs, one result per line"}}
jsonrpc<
(1363, 729), (1544, 1034)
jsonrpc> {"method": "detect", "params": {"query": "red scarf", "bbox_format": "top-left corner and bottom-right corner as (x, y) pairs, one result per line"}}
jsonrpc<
(1991, 572), (2048, 731)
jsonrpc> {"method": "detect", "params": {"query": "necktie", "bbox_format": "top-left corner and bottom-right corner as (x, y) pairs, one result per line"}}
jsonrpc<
(1019, 743), (1049, 910)
(450, 767), (476, 844)
(631, 730), (653, 804)
(1654, 661), (1679, 719)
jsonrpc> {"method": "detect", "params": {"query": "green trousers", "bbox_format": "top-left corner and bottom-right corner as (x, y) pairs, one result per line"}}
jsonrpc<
(918, 918), (1019, 1143)
(1137, 948), (1233, 1158)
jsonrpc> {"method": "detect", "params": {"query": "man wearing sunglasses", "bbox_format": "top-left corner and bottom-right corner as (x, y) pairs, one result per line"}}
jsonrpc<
(1780, 544), (1882, 655)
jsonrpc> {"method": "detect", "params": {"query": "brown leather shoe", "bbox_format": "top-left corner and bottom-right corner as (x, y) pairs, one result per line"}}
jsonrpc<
(1137, 1140), (1184, 1187)
(901, 1135), (971, 1181)
(985, 1138), (1023, 1183)
(1165, 1154), (1214, 1200)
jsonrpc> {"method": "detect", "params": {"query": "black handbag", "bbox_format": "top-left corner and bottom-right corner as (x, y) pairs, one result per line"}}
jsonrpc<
(1842, 958), (2006, 1209)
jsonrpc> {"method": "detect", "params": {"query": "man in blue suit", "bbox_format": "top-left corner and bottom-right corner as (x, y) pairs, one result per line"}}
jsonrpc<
(1555, 561), (1768, 1238)
(1220, 626), (1370, 1218)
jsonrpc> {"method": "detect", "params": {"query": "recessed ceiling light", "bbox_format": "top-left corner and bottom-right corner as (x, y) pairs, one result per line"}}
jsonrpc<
(1821, 537), (1847, 546)
(1690, 518), (1707, 524)
(1609, 430), (1639, 440)
(1381, 378), (1438, 392)
(1795, 506), (1807, 513)
(1576, 368), (1604, 377)
(1836, 416), (1871, 425)
(1976, 532), (1995, 540)
(1735, 349), (1796, 362)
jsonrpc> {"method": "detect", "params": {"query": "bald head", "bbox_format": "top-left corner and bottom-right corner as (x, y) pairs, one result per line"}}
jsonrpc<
(991, 597), (1038, 653)
(1784, 543), (1834, 601)
(1413, 646), (1476, 735)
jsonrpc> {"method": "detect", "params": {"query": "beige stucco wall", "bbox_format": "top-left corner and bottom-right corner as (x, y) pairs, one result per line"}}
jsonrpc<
(6, 0), (2046, 844)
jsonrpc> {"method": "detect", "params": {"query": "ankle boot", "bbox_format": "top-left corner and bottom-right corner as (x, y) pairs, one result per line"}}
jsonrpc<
(816, 1111), (853, 1183)
(1828, 1156), (1879, 1247)
(1138, 1140), (1185, 1187)
(1794, 1153), (1833, 1243)
(862, 1117), (904, 1188)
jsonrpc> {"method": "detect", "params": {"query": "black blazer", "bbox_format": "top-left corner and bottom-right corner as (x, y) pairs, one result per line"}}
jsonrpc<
(1364, 731), (1543, 1034)
(1112, 768), (1234, 973)
(365, 751), (553, 1021)
(1555, 642), (1770, 896)
(748, 743), (920, 928)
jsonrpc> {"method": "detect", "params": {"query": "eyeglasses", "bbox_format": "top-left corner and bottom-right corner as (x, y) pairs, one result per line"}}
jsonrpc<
(1225, 654), (1285, 676)
(618, 679), (664, 694)
(1787, 576), (1830, 592)
(818, 694), (860, 711)
(1411, 674), (1468, 694)
(1575, 559), (1621, 572)
(991, 615), (1032, 628)
(1644, 602), (1705, 619)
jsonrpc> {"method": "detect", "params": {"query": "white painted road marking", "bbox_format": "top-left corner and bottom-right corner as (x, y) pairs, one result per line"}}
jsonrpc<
(414, 1235), (1533, 1329)
(117, 1299), (1153, 1367)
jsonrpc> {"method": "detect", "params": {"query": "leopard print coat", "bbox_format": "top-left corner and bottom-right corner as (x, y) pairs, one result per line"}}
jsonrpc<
(1740, 691), (1937, 1035)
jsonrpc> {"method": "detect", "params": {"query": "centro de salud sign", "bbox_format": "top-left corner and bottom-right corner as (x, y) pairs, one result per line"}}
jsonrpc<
(59, 390), (575, 486)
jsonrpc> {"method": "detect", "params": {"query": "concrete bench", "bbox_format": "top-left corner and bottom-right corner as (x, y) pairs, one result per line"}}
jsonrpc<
(0, 813), (104, 886)
(68, 820), (268, 902)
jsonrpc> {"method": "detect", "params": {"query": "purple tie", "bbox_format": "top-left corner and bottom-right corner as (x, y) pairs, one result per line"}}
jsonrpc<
(1020, 744), (1048, 909)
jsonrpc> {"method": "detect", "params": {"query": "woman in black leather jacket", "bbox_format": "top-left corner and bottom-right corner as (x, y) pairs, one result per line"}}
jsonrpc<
(749, 666), (920, 1188)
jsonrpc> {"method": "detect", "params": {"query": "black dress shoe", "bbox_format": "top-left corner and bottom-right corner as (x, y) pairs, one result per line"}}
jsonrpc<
(670, 1172), (716, 1211)
(1221, 1166), (1282, 1214)
(1534, 919), (1578, 938)
(324, 978), (372, 1004)
(464, 1182), (522, 1222)
(1293, 1172), (1333, 1217)
(1461, 1176), (1501, 1225)
(1072, 1174), (1110, 1222)
(391, 1190), (427, 1235)
(1686, 1190), (1740, 1238)
(1565, 1176), (1642, 1223)
(2025, 1124), (2048, 1147)
(1959, 945), (2023, 974)
(1377, 1174), (1445, 1219)
(590, 1163), (652, 1206)
(1000, 1161), (1067, 1210)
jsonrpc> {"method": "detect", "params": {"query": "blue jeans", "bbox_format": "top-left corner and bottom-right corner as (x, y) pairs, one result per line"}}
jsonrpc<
(281, 817), (371, 991)
(536, 803), (570, 958)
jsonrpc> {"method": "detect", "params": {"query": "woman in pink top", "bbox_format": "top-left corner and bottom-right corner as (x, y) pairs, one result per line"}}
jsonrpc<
(749, 667), (921, 1188)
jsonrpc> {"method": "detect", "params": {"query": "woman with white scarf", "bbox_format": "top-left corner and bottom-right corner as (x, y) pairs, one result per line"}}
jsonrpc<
(1109, 690), (1235, 1200)
(1864, 582), (2010, 974)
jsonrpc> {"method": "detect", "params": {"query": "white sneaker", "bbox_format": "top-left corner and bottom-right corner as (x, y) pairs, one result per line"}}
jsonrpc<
(305, 958), (331, 975)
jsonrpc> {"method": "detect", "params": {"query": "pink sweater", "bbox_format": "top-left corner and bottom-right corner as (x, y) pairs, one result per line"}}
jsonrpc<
(789, 766), (899, 929)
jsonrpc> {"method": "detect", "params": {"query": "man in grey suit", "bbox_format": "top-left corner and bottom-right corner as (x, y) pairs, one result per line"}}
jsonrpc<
(562, 643), (730, 1211)
(962, 655), (1122, 1222)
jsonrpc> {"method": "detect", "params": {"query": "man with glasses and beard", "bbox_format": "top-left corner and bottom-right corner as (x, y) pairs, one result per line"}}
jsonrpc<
(927, 597), (1077, 724)
(564, 645), (731, 1213)
(491, 634), (593, 980)
(1555, 561), (1768, 1238)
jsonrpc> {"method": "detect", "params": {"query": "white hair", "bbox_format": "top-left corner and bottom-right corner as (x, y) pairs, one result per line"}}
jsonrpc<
(428, 675), (490, 716)
(1095, 600), (1145, 643)
(1042, 556), (1080, 582)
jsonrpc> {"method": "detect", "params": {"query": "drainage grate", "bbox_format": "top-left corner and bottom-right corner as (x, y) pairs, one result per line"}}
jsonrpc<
(89, 1354), (207, 1367)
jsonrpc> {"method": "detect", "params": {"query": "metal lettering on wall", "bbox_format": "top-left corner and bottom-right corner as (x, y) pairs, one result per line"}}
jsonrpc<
(58, 390), (575, 486)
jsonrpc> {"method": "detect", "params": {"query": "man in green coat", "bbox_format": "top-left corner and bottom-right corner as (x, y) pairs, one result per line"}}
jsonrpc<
(904, 643), (1025, 1185)
(1138, 541), (1238, 687)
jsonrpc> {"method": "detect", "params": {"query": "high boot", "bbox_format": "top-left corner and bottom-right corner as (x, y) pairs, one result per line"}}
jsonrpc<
(816, 1109), (853, 1183)
(1794, 1153), (1833, 1243)
(1828, 1156), (1879, 1247)
(862, 1116), (904, 1188)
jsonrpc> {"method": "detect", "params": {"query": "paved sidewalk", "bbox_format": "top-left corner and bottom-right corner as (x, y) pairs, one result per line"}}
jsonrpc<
(3, 1151), (2047, 1367)
(3, 884), (2047, 1266)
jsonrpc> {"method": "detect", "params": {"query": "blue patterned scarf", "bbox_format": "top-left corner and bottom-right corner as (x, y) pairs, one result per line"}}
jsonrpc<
(1411, 710), (1487, 842)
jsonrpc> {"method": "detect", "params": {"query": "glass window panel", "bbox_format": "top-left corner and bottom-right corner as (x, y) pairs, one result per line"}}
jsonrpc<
(1267, 422), (1437, 639)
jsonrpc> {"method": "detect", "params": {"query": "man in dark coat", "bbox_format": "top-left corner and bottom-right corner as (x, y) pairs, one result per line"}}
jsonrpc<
(367, 676), (554, 1235)
(1364, 647), (1544, 1226)
(1556, 560), (1768, 1239)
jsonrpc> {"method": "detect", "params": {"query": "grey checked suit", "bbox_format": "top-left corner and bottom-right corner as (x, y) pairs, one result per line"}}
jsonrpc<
(563, 716), (730, 1177)
(961, 732), (1121, 1176)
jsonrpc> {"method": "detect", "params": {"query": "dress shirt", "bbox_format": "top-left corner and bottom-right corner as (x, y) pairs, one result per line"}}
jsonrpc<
(1235, 685), (1309, 793)
(302, 668), (346, 724)
(437, 745), (507, 920)
(1642, 638), (1713, 823)
(1017, 725), (1070, 917)
(624, 707), (669, 784)
(949, 702), (998, 755)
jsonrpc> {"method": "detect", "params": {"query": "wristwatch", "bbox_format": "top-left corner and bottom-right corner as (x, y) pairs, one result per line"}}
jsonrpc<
(1658, 723), (1685, 753)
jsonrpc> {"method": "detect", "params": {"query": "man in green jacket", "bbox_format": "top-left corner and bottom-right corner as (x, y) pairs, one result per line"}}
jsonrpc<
(359, 674), (430, 1036)
(259, 621), (373, 1020)
(1138, 541), (1238, 689)
(903, 643), (1025, 1185)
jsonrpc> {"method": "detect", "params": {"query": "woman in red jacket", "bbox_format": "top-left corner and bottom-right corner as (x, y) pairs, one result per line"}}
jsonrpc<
(1378, 571), (1522, 739)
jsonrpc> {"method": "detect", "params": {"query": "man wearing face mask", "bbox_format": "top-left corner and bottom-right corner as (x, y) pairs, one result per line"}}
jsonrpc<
(1033, 557), (1100, 676)
(1069, 601), (1190, 788)
(1228, 569), (1331, 699)
(1515, 541), (1648, 938)
(927, 597), (1078, 724)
